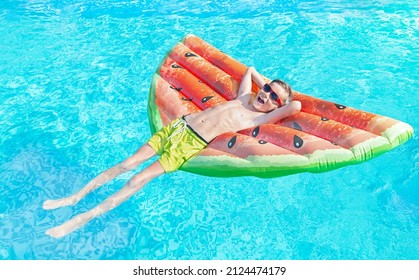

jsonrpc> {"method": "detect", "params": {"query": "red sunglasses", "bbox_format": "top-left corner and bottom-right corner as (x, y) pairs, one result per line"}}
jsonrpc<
(263, 83), (283, 107)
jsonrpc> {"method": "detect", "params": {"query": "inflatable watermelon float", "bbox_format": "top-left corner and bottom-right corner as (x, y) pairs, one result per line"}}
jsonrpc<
(147, 35), (413, 178)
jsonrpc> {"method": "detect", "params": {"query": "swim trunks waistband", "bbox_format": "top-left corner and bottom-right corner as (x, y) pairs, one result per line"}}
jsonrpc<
(181, 115), (209, 144)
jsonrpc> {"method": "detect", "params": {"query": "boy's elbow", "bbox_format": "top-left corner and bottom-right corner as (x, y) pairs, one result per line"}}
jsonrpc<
(290, 100), (301, 114)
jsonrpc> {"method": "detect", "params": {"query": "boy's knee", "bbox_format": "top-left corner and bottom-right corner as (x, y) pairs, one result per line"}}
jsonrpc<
(128, 173), (145, 188)
(122, 157), (140, 170)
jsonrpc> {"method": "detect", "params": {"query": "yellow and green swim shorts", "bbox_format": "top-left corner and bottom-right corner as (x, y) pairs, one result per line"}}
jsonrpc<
(147, 116), (208, 173)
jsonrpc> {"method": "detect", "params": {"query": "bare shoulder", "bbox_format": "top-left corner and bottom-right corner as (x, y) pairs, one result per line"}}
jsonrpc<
(254, 101), (302, 126)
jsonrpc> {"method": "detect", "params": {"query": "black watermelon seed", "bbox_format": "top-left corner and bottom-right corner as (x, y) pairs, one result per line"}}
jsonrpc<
(185, 52), (198, 57)
(198, 80), (203, 83)
(321, 117), (329, 121)
(170, 86), (182, 91)
(293, 122), (302, 131)
(252, 126), (260, 137)
(181, 97), (193, 101)
(334, 103), (346, 110)
(258, 140), (267, 144)
(171, 64), (183, 69)
(228, 136), (237, 149)
(202, 96), (214, 103)
(293, 135), (304, 149)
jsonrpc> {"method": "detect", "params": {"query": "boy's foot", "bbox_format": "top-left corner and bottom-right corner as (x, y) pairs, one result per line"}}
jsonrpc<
(43, 197), (77, 210)
(45, 215), (86, 238)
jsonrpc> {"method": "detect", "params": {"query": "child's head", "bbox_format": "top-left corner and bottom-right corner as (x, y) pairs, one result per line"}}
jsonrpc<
(271, 79), (293, 105)
(252, 80), (293, 112)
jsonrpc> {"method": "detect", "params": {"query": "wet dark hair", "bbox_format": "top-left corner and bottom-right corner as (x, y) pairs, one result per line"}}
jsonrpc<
(271, 79), (293, 106)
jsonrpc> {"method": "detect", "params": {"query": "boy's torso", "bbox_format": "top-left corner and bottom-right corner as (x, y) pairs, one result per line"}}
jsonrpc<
(184, 95), (264, 142)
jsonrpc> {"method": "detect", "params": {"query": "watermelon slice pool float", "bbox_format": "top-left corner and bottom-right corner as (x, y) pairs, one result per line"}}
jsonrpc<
(147, 34), (413, 178)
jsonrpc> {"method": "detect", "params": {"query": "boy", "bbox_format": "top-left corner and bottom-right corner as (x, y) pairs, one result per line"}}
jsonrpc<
(43, 66), (302, 238)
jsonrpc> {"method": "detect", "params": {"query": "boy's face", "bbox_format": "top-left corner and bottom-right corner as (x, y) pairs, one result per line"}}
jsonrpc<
(252, 82), (287, 112)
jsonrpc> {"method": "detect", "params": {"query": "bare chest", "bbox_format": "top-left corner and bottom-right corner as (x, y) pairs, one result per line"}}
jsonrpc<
(186, 101), (262, 141)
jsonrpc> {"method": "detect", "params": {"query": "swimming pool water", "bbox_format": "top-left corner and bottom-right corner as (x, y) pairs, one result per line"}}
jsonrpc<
(0, 0), (418, 260)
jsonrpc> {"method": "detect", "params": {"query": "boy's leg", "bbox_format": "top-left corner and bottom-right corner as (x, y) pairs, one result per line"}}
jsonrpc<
(43, 144), (157, 210)
(46, 160), (166, 238)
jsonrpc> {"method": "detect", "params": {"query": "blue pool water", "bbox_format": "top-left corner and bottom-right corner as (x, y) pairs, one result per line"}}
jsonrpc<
(0, 0), (418, 260)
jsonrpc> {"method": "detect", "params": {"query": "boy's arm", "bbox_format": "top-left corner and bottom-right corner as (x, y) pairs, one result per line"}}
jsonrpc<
(237, 66), (266, 97)
(254, 101), (302, 125)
